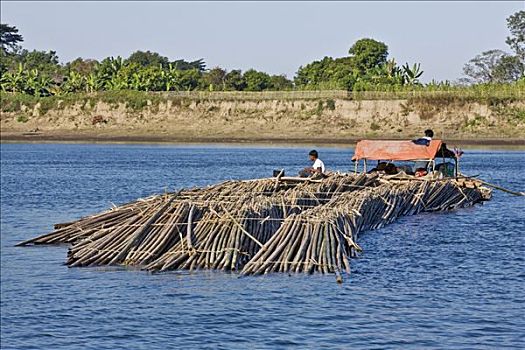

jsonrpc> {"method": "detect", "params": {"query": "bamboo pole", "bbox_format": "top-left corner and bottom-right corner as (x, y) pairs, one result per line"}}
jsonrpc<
(17, 173), (490, 281)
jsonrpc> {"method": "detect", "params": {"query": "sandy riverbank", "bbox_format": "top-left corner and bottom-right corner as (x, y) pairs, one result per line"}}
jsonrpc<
(2, 130), (524, 147)
(2, 94), (524, 146)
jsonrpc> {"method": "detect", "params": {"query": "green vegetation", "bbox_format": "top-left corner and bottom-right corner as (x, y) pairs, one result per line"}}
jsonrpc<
(325, 99), (336, 111)
(16, 114), (28, 123)
(315, 100), (324, 115)
(0, 90), (174, 113)
(294, 38), (425, 91)
(0, 11), (523, 99)
(2, 82), (523, 116)
(370, 122), (381, 131)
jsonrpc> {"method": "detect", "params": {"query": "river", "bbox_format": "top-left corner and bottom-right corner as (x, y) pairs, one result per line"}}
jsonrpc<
(1, 143), (524, 349)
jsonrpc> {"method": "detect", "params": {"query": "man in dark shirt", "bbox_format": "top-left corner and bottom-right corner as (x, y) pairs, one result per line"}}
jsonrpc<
(412, 129), (434, 146)
(412, 129), (434, 172)
(413, 129), (434, 146)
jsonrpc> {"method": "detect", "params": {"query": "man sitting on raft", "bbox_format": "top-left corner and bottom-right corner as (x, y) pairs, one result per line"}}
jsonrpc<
(299, 150), (325, 177)
(412, 129), (434, 172)
(412, 129), (434, 146)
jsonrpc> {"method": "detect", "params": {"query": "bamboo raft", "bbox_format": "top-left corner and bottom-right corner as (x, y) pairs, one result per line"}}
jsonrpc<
(17, 173), (491, 281)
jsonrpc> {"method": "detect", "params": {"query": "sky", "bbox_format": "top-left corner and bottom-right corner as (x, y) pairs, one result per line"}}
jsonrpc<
(1, 1), (523, 82)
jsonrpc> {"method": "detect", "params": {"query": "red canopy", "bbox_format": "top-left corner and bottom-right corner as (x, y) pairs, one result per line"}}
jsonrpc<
(352, 140), (444, 161)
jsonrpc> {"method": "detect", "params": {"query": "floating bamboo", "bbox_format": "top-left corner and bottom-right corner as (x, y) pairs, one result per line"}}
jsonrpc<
(17, 174), (490, 281)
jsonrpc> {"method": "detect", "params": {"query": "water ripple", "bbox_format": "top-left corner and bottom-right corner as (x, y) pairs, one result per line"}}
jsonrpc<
(1, 144), (524, 349)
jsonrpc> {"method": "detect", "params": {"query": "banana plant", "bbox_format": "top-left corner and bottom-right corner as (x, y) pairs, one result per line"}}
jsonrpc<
(0, 72), (15, 92)
(94, 56), (125, 90)
(105, 67), (129, 91)
(160, 66), (179, 91)
(48, 83), (63, 96)
(0, 63), (25, 92)
(402, 63), (424, 85)
(130, 72), (144, 91)
(85, 73), (102, 93)
(165, 63), (181, 91)
(109, 56), (124, 75)
(105, 77), (128, 91)
(23, 68), (40, 95)
(0, 72), (12, 92)
(384, 59), (404, 85)
(61, 71), (85, 93)
(37, 75), (53, 96)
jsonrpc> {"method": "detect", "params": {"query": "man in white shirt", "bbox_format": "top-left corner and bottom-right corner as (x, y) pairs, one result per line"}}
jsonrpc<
(299, 150), (325, 177)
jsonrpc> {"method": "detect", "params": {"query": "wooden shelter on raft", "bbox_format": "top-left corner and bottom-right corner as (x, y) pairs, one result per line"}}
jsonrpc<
(17, 141), (492, 282)
(352, 139), (458, 175)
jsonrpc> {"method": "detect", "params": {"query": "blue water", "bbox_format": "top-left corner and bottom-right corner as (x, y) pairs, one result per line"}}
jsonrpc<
(1, 143), (524, 350)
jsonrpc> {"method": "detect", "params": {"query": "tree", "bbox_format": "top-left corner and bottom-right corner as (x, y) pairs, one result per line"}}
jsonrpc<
(295, 38), (396, 90)
(463, 50), (505, 83)
(269, 74), (293, 90)
(224, 70), (246, 91)
(492, 55), (524, 82)
(243, 69), (272, 91)
(127, 50), (169, 68)
(295, 56), (361, 90)
(0, 23), (23, 54)
(66, 57), (98, 76)
(161, 63), (180, 91)
(176, 69), (202, 91)
(172, 58), (206, 72)
(348, 38), (388, 73)
(506, 10), (525, 61)
(15, 49), (61, 79)
(294, 56), (337, 87)
(86, 73), (103, 92)
(324, 57), (357, 90)
(202, 67), (227, 90)
(463, 49), (523, 83)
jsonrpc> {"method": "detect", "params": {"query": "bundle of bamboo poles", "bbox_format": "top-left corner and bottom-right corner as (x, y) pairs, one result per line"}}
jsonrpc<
(18, 174), (379, 269)
(240, 180), (484, 278)
(17, 174), (488, 280)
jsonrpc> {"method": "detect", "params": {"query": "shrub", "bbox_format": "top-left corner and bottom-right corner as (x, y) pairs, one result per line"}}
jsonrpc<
(325, 99), (336, 111)
(16, 114), (29, 123)
(38, 98), (57, 115)
(1, 93), (38, 112)
(315, 100), (324, 115)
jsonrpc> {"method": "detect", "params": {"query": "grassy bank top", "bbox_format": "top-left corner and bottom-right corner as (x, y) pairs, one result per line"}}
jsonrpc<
(2, 84), (524, 114)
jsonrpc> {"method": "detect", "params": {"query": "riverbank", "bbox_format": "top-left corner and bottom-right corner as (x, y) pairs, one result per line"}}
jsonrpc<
(2, 91), (524, 145)
(2, 130), (524, 147)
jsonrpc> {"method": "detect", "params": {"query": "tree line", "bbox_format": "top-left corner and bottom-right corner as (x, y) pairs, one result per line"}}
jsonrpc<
(0, 10), (523, 97)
